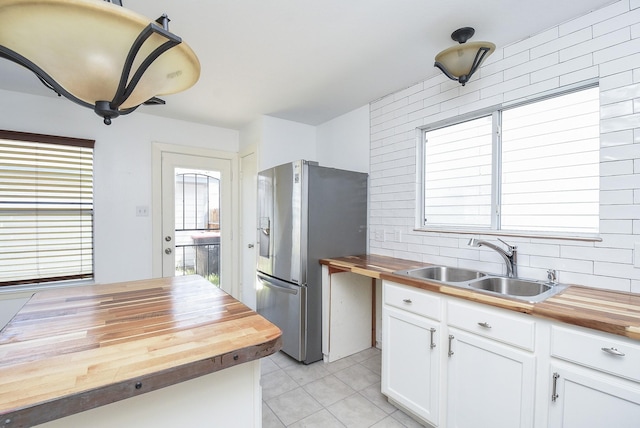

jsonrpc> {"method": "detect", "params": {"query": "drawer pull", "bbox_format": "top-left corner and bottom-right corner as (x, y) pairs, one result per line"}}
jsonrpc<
(448, 335), (455, 357)
(601, 347), (625, 357)
(402, 298), (412, 304)
(478, 321), (492, 329)
(429, 328), (436, 349)
(551, 372), (560, 402)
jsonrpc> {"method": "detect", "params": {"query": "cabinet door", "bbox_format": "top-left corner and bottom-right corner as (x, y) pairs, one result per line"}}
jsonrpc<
(382, 306), (440, 426)
(547, 364), (640, 428)
(447, 328), (535, 428)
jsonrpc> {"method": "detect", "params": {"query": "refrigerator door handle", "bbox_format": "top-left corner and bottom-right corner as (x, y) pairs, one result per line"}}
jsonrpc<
(257, 273), (299, 295)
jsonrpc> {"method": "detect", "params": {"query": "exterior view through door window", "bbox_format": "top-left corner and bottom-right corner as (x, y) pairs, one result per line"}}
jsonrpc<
(174, 168), (221, 286)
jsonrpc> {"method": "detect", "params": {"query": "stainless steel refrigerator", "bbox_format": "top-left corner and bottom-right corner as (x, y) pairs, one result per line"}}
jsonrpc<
(256, 160), (367, 364)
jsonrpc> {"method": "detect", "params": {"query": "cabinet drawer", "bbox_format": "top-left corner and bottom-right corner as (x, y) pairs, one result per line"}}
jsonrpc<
(551, 325), (640, 382)
(384, 281), (441, 321)
(447, 299), (535, 351)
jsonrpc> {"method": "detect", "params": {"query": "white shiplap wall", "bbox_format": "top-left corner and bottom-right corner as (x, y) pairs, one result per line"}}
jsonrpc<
(369, 0), (640, 293)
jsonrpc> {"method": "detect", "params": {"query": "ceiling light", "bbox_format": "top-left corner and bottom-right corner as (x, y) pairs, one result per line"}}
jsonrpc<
(0, 0), (200, 125)
(434, 27), (495, 86)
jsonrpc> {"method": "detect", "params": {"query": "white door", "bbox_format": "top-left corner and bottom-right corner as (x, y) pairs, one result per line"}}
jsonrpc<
(446, 328), (535, 428)
(161, 152), (232, 293)
(382, 305), (440, 426)
(240, 151), (257, 309)
(547, 364), (640, 428)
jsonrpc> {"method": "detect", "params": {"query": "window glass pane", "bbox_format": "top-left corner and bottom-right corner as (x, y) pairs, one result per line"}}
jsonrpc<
(501, 87), (600, 233)
(424, 116), (493, 227)
(0, 136), (94, 285)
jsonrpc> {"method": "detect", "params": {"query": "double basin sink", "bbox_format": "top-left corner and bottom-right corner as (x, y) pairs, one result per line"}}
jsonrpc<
(393, 265), (566, 303)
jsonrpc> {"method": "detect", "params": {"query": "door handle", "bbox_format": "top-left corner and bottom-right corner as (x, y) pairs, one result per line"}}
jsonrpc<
(165, 248), (172, 255)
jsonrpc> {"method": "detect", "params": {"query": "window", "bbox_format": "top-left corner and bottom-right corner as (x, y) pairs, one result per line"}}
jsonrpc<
(420, 86), (599, 235)
(0, 131), (94, 286)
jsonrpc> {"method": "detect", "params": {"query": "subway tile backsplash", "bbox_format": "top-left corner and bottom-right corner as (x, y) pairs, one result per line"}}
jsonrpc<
(369, 0), (640, 294)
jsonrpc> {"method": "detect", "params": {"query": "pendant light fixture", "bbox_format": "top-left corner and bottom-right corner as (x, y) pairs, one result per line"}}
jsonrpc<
(0, 0), (200, 125)
(434, 27), (495, 86)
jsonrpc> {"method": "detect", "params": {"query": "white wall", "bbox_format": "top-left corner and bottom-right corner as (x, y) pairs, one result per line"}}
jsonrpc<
(0, 89), (239, 285)
(369, 0), (640, 293)
(259, 115), (317, 170)
(317, 105), (370, 173)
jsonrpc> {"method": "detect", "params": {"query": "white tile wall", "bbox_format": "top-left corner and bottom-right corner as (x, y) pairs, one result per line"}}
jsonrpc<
(369, 0), (640, 293)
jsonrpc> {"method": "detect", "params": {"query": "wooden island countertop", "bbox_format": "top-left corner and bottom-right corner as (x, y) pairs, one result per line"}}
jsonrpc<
(321, 254), (640, 341)
(0, 275), (282, 427)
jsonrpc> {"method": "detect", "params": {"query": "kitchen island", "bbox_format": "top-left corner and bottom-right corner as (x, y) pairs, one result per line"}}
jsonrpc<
(0, 275), (282, 427)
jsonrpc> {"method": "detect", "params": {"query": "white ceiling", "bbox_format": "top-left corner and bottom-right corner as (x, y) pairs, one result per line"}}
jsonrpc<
(0, 0), (615, 130)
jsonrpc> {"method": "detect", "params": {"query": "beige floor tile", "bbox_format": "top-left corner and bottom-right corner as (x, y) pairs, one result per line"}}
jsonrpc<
(327, 393), (388, 428)
(333, 363), (381, 391)
(261, 356), (280, 375)
(360, 382), (397, 414)
(262, 368), (299, 401)
(288, 409), (347, 428)
(324, 355), (359, 373)
(390, 409), (427, 427)
(370, 416), (407, 428)
(360, 353), (382, 374)
(263, 402), (285, 428)
(267, 387), (323, 426)
(270, 351), (300, 369)
(303, 374), (356, 407)
(287, 361), (331, 386)
(350, 347), (382, 363)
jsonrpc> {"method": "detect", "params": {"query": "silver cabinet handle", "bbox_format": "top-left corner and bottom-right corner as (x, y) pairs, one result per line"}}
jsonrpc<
(478, 322), (492, 329)
(402, 298), (412, 304)
(429, 328), (436, 349)
(448, 335), (454, 357)
(601, 347), (626, 357)
(551, 372), (560, 402)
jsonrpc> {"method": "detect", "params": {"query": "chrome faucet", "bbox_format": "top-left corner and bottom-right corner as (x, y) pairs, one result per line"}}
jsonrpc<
(468, 238), (518, 278)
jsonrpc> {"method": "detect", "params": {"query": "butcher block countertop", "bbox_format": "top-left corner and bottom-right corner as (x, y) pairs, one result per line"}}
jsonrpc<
(0, 275), (282, 427)
(321, 254), (640, 341)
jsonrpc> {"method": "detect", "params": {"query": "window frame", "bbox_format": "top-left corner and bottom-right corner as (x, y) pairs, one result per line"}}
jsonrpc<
(0, 129), (95, 287)
(415, 84), (601, 241)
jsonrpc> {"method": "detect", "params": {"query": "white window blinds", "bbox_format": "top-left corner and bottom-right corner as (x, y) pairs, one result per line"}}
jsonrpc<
(0, 131), (94, 286)
(501, 87), (600, 233)
(424, 115), (493, 227)
(420, 85), (600, 236)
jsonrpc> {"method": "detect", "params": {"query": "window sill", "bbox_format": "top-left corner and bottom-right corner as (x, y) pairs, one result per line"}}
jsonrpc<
(0, 279), (95, 297)
(413, 227), (602, 242)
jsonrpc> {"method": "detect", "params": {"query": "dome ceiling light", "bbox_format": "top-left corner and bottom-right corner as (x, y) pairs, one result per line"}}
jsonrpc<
(434, 27), (495, 86)
(0, 0), (201, 125)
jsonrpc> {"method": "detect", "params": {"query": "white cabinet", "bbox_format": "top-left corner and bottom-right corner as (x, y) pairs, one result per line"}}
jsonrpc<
(446, 299), (536, 428)
(382, 282), (442, 426)
(547, 325), (640, 428)
(379, 278), (640, 428)
(321, 267), (373, 362)
(447, 328), (535, 428)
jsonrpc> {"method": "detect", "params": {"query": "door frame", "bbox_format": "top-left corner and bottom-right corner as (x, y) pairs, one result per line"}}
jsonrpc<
(151, 142), (239, 297)
(239, 145), (258, 308)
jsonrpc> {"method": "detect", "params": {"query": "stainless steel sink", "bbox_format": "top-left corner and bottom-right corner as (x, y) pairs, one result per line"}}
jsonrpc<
(469, 277), (551, 296)
(392, 265), (567, 303)
(468, 277), (567, 303)
(394, 266), (486, 282)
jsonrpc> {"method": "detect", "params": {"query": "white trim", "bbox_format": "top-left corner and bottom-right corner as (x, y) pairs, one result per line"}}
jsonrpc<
(151, 142), (240, 298)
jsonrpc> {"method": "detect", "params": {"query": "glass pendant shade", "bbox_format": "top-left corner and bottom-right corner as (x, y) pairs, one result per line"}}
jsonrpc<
(434, 41), (495, 78)
(0, 0), (200, 123)
(434, 27), (495, 86)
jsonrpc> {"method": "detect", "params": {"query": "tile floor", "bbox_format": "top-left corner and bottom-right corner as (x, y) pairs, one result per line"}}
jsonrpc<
(261, 348), (426, 428)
